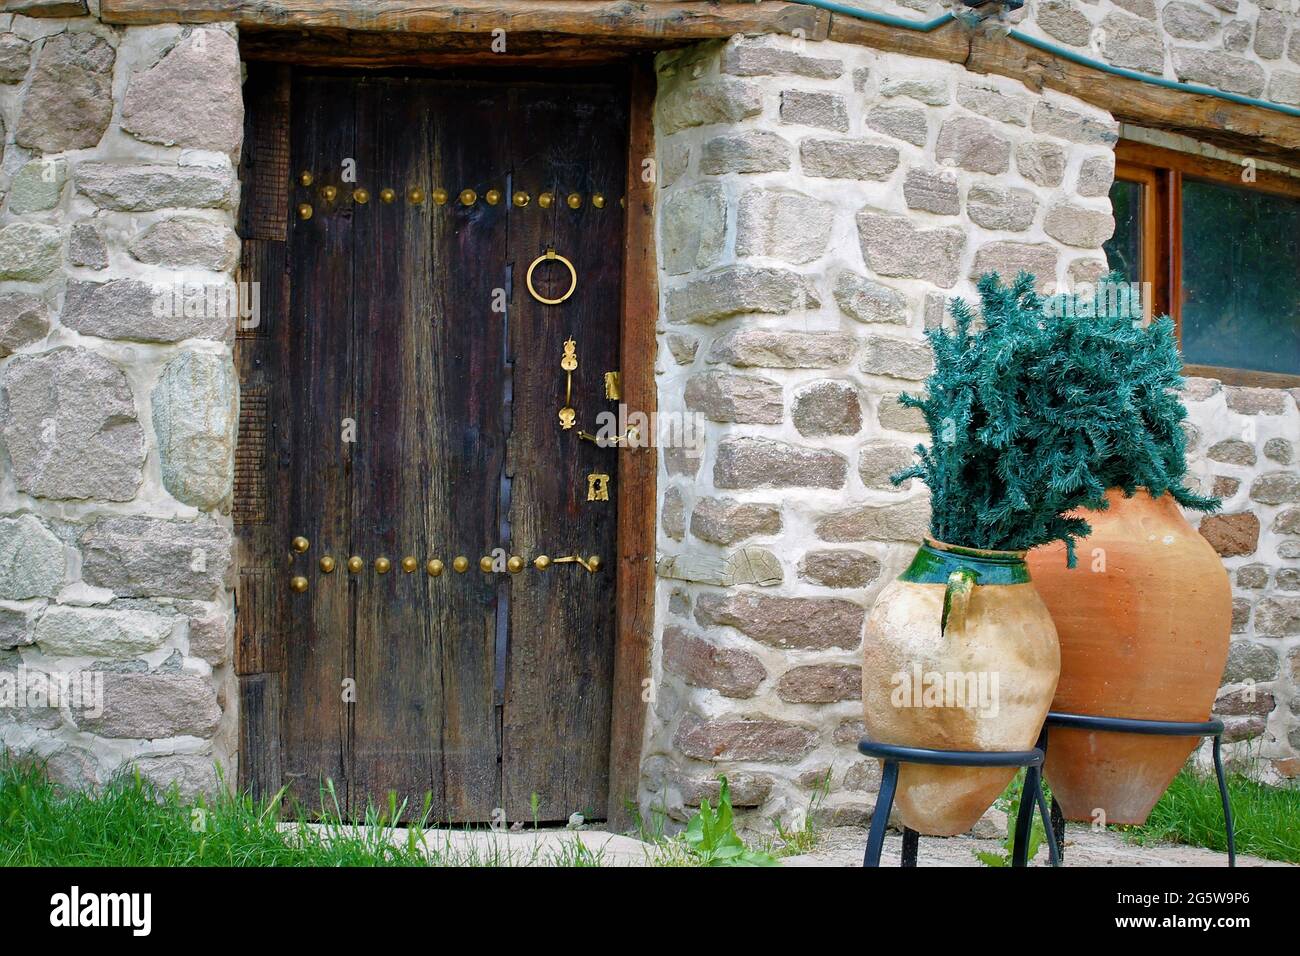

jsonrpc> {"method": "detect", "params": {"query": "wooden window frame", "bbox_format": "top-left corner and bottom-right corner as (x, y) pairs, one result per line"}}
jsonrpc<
(1113, 140), (1300, 388)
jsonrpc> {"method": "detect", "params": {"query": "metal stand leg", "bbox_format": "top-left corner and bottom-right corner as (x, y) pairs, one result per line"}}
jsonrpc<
(1033, 723), (1059, 866)
(901, 827), (919, 867)
(1212, 734), (1236, 868)
(1012, 765), (1038, 867)
(863, 760), (898, 868)
(1051, 798), (1067, 865)
(1034, 778), (1059, 866)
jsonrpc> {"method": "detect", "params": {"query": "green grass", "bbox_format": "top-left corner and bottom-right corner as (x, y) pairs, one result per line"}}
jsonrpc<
(0, 760), (607, 867)
(16, 755), (1291, 867)
(1121, 766), (1300, 864)
(629, 772), (826, 865)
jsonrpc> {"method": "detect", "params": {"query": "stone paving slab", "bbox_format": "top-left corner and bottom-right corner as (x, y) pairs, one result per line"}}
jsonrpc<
(286, 822), (656, 867)
(782, 825), (1294, 867)
(289, 821), (1291, 867)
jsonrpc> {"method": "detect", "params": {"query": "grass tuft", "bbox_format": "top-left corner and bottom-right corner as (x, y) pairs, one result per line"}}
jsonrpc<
(1122, 766), (1300, 864)
(0, 759), (608, 867)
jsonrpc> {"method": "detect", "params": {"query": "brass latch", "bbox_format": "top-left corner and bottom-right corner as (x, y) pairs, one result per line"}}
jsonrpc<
(533, 553), (602, 573)
(558, 337), (577, 430)
(577, 427), (639, 447)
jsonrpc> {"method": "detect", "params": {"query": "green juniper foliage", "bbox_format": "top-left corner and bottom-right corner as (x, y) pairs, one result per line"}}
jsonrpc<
(892, 272), (1217, 566)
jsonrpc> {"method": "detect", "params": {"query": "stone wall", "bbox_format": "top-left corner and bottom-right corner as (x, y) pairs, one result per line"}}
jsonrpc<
(0, 6), (241, 800)
(1015, 0), (1300, 110)
(1183, 380), (1300, 779)
(642, 30), (1300, 827)
(643, 34), (1130, 826)
(847, 0), (1300, 110)
(0, 2), (1294, 820)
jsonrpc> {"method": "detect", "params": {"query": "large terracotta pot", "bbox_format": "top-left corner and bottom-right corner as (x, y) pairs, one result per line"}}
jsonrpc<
(1026, 489), (1231, 825)
(863, 540), (1060, 836)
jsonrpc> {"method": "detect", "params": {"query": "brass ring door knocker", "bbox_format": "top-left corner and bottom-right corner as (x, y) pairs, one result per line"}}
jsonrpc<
(526, 248), (577, 305)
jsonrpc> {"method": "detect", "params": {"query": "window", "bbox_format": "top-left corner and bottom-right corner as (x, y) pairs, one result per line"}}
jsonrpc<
(1106, 141), (1300, 387)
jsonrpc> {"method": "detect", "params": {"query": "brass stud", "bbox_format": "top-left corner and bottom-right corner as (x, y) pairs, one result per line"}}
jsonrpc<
(375, 556), (392, 574)
(426, 558), (445, 577)
(533, 555), (551, 571)
(290, 575), (309, 593)
(380, 188), (396, 204)
(485, 188), (502, 206)
(347, 556), (364, 573)
(566, 192), (582, 209)
(299, 171), (314, 187)
(507, 555), (524, 573)
(353, 188), (370, 204)
(298, 203), (313, 220)
(459, 188), (477, 206)
(322, 185), (338, 202)
(401, 556), (418, 573)
(291, 536), (310, 553)
(453, 556), (469, 573)
(319, 556), (336, 574)
(512, 190), (530, 207)
(538, 192), (554, 209)
(479, 555), (494, 573)
(409, 187), (425, 205)
(588, 555), (602, 573)
(432, 187), (448, 205)
(592, 193), (605, 209)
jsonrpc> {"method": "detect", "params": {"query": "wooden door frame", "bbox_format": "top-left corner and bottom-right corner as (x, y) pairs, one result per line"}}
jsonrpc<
(235, 46), (657, 828)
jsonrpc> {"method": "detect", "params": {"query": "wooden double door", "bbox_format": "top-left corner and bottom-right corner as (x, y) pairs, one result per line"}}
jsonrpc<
(235, 69), (627, 823)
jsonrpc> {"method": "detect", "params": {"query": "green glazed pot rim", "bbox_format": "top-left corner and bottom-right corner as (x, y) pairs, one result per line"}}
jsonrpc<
(900, 539), (1031, 585)
(925, 538), (1028, 563)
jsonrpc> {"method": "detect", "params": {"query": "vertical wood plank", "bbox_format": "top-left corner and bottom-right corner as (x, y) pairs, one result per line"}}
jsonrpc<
(422, 80), (509, 821)
(503, 78), (626, 822)
(234, 63), (292, 804)
(238, 673), (282, 800)
(239, 63), (291, 242)
(234, 567), (280, 674)
(347, 79), (442, 819)
(607, 59), (658, 830)
(278, 73), (356, 813)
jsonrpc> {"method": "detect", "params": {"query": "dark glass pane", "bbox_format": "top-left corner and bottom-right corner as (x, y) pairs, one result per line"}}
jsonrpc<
(1104, 178), (1142, 284)
(1181, 178), (1300, 376)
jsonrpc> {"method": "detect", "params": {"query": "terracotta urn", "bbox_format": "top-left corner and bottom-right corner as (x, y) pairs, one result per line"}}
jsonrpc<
(1026, 489), (1231, 825)
(863, 540), (1061, 836)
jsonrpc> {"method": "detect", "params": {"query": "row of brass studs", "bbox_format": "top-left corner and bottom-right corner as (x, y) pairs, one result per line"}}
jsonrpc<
(298, 174), (612, 220)
(289, 538), (598, 592)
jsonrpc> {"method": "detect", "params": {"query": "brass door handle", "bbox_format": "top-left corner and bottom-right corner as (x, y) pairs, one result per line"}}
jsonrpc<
(577, 427), (639, 447)
(534, 553), (601, 573)
(558, 337), (577, 430)
(527, 247), (578, 306)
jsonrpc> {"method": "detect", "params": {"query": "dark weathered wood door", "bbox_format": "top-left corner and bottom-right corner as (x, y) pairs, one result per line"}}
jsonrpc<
(235, 69), (626, 823)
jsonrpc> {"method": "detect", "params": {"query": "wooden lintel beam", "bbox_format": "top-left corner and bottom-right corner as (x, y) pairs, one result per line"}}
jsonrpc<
(831, 17), (1299, 167)
(102, 1), (1300, 163)
(965, 28), (1300, 168)
(100, 0), (828, 40)
(826, 12), (970, 65)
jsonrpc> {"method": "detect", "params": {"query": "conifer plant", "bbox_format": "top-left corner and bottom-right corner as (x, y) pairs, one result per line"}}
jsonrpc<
(892, 271), (1217, 566)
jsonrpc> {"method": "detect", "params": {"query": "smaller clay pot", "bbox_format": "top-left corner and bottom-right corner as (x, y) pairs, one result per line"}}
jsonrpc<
(863, 540), (1060, 836)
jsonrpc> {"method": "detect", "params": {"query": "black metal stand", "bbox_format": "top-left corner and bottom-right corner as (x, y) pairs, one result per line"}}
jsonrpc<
(857, 740), (1058, 867)
(1041, 711), (1236, 867)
